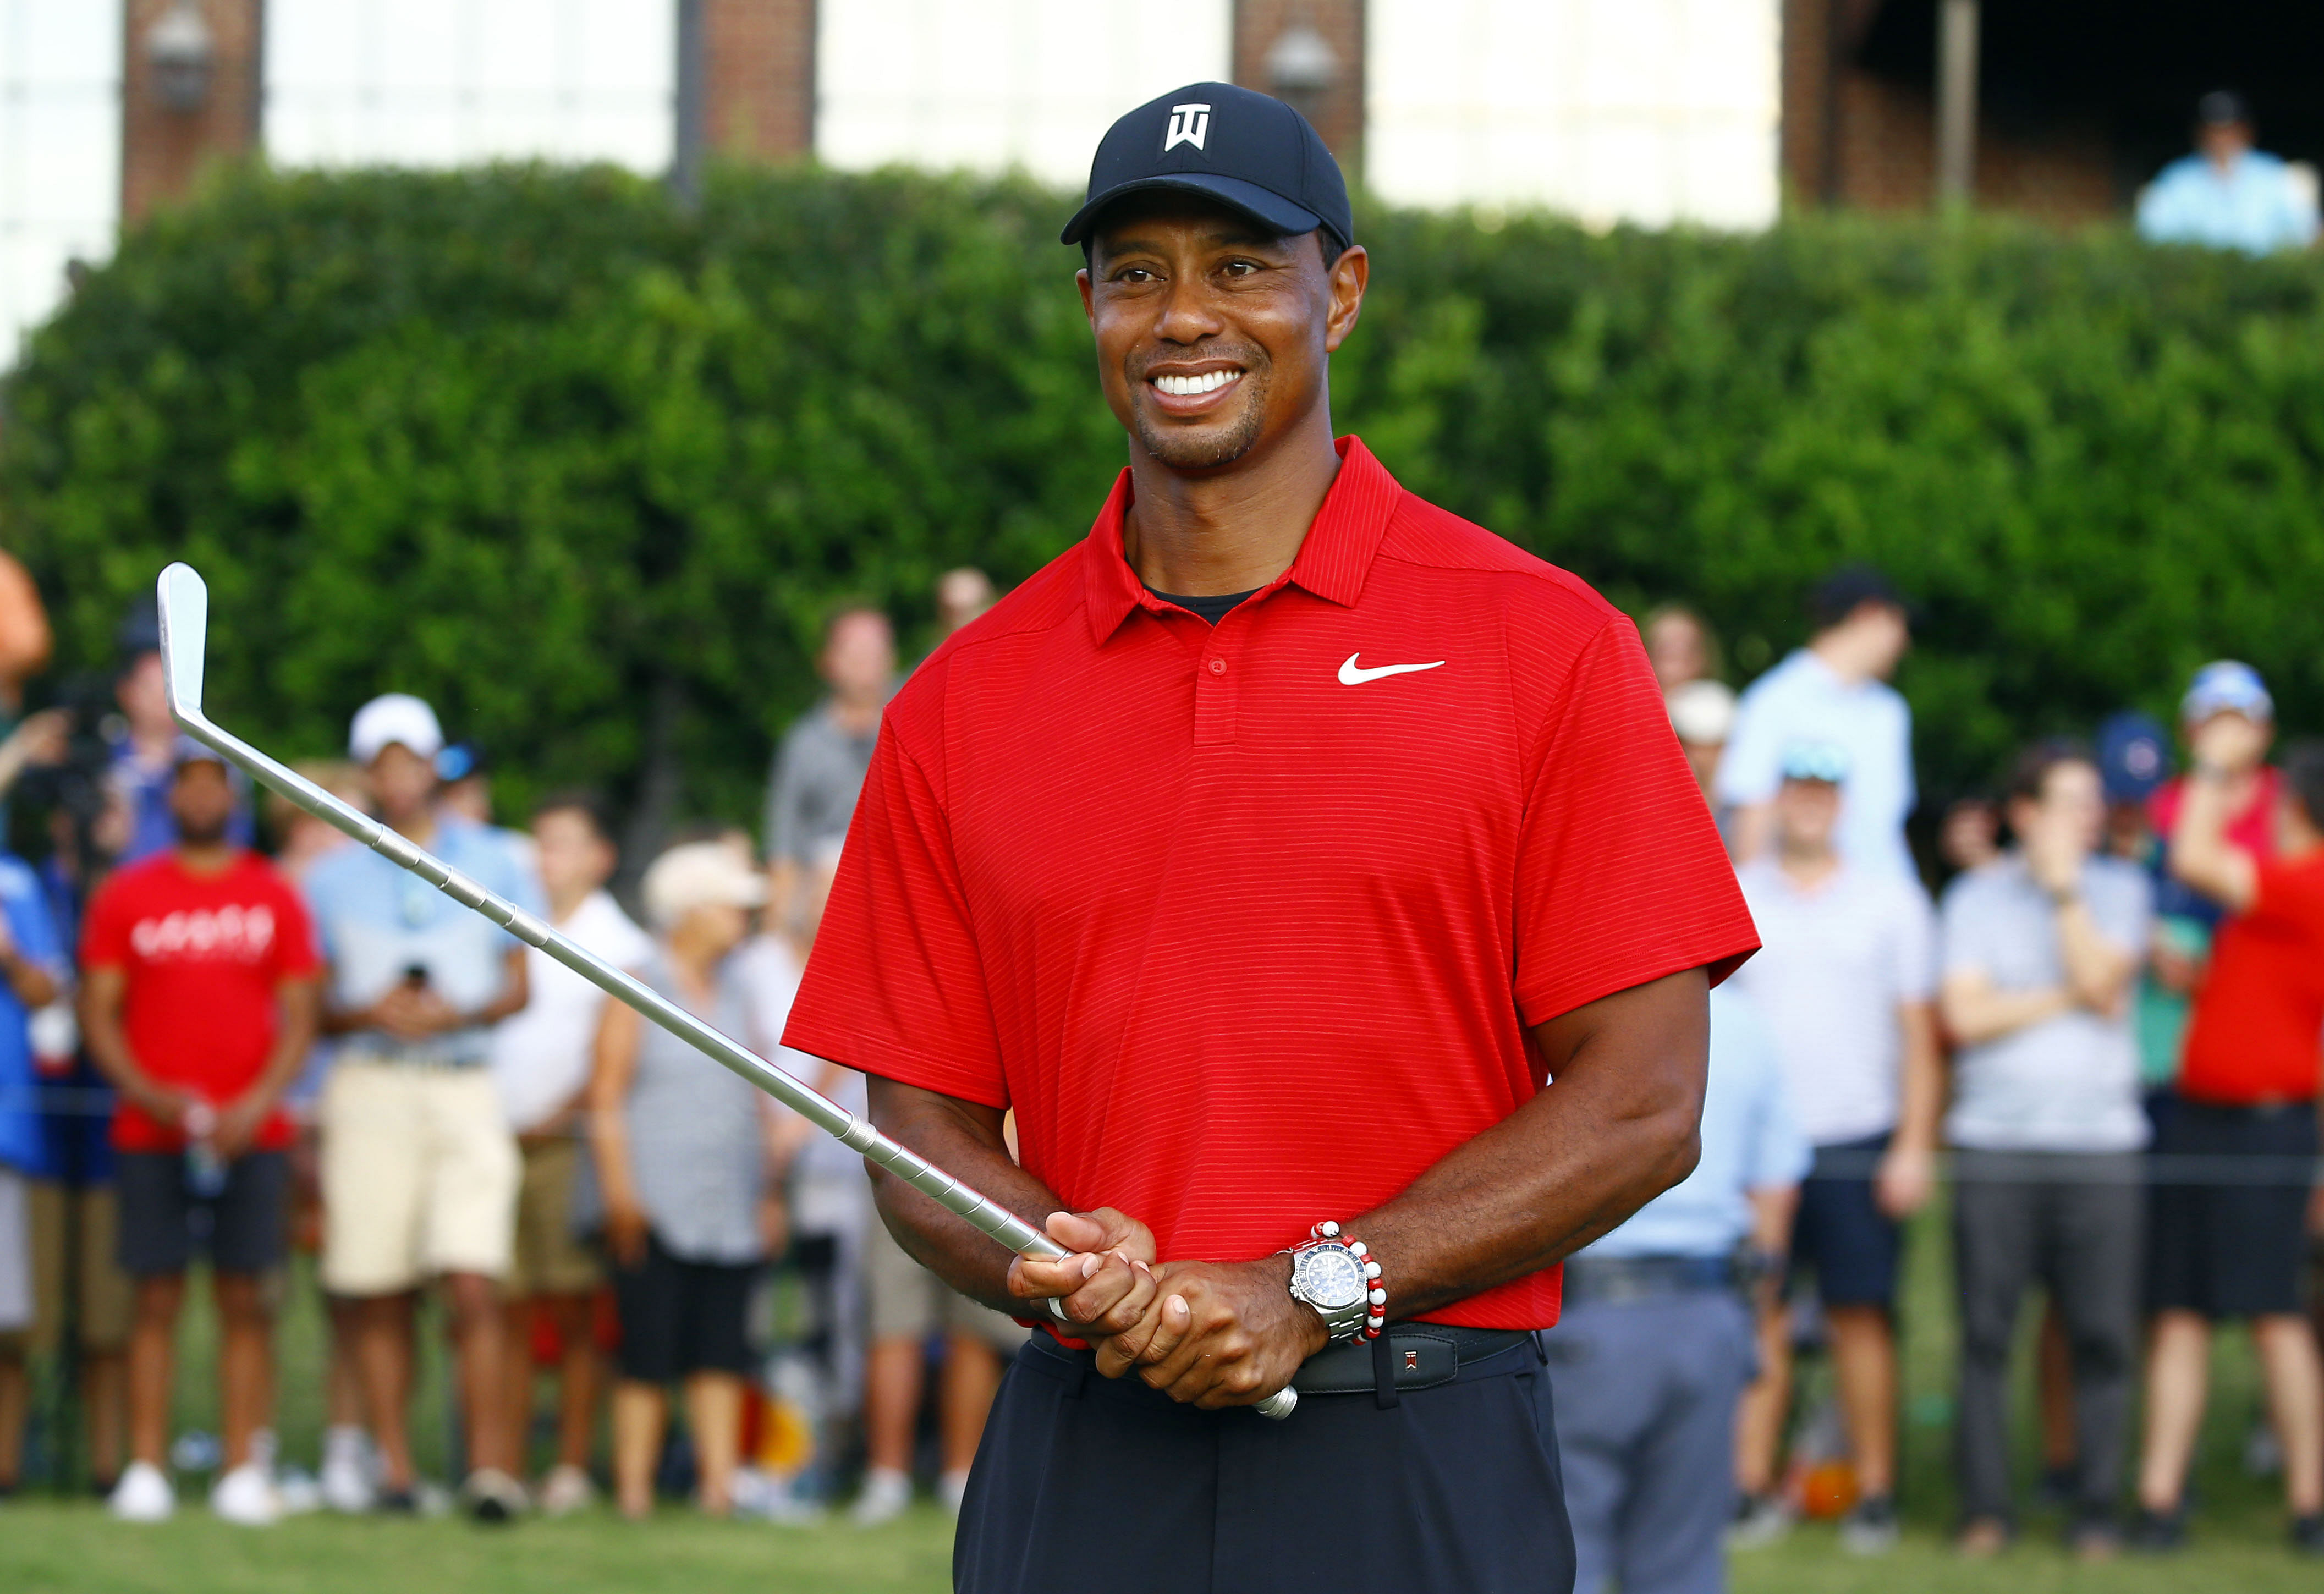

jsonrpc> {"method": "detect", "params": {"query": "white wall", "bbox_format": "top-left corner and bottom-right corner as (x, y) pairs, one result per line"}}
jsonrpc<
(0, 0), (119, 366)
(817, 0), (1231, 189)
(265, 0), (674, 171)
(1367, 0), (1781, 230)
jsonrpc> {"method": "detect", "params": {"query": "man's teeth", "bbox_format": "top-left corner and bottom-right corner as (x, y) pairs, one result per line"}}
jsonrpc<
(1154, 370), (1237, 397)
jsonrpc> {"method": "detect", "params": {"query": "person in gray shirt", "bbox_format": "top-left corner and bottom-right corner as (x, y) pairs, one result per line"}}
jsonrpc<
(585, 841), (778, 1520)
(1939, 739), (2151, 1558)
(764, 607), (895, 925)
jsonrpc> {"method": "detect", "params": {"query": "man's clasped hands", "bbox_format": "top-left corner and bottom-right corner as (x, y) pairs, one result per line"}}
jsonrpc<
(1007, 1208), (1332, 1409)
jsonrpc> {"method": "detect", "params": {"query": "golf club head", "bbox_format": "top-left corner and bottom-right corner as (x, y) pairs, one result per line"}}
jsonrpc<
(155, 562), (209, 725)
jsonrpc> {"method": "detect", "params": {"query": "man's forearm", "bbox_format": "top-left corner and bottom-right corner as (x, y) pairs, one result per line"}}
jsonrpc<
(2053, 900), (2134, 1010)
(1345, 968), (1711, 1321)
(1893, 1002), (1945, 1151)
(866, 1078), (1067, 1315)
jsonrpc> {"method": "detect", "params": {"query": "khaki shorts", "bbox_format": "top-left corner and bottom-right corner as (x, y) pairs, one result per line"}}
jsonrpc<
(506, 1135), (600, 1299)
(319, 1059), (519, 1296)
(862, 1211), (1026, 1353)
(0, 1179), (134, 1357)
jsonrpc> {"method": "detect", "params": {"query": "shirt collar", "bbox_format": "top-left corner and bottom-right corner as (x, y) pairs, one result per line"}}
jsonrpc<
(1081, 436), (1403, 645)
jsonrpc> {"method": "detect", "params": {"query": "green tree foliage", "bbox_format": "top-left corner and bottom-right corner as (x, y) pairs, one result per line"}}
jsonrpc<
(6, 164), (2322, 836)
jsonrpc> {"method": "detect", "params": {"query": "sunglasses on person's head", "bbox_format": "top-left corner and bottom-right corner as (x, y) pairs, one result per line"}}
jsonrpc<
(1779, 743), (1850, 785)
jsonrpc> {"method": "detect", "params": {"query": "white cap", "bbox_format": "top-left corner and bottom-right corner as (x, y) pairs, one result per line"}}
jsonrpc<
(641, 841), (769, 931)
(1667, 679), (1737, 746)
(348, 693), (445, 764)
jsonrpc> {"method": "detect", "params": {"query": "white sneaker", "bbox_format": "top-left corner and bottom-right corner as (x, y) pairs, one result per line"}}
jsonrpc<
(320, 1449), (374, 1514)
(938, 1470), (971, 1517)
(849, 1468), (911, 1527)
(538, 1464), (595, 1519)
(109, 1460), (176, 1522)
(211, 1463), (283, 1527)
(460, 1466), (529, 1525)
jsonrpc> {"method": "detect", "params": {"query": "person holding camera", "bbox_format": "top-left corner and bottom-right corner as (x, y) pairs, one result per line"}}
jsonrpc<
(301, 695), (536, 1521)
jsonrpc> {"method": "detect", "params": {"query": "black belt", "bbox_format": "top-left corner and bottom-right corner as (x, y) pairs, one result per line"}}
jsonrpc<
(1024, 1323), (1538, 1412)
(1560, 1254), (1737, 1305)
(1292, 1325), (1539, 1404)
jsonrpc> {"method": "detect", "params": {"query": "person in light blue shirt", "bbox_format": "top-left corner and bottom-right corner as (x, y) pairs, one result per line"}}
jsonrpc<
(1544, 986), (1812, 1593)
(0, 848), (69, 1483)
(2137, 92), (2319, 257)
(300, 693), (540, 1520)
(1718, 566), (1917, 880)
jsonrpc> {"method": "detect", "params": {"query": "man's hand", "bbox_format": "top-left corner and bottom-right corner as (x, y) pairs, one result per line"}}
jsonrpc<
(128, 1076), (199, 1131)
(2190, 711), (2268, 777)
(1875, 1140), (1936, 1219)
(2021, 805), (2086, 899)
(364, 985), (464, 1043)
(213, 1089), (276, 1159)
(1006, 1208), (1161, 1340)
(1101, 1255), (1326, 1408)
(605, 1193), (650, 1268)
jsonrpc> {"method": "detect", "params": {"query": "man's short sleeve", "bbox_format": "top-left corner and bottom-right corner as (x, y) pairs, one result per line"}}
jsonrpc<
(1, 867), (62, 974)
(1938, 871), (1991, 980)
(2092, 863), (2153, 960)
(1512, 619), (1758, 1026)
(267, 873), (322, 981)
(781, 724), (1007, 1108)
(1890, 879), (1938, 1004)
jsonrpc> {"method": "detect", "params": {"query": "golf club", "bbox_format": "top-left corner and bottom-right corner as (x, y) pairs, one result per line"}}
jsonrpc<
(153, 562), (1296, 1421)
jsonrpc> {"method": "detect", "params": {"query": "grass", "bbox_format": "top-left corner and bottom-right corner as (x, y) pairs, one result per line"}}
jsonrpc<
(3, 1201), (2317, 1591)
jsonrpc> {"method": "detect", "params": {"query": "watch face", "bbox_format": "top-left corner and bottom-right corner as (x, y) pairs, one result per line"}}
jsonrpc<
(1298, 1245), (1367, 1311)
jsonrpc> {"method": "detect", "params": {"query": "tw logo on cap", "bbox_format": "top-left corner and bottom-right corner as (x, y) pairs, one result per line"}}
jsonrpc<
(1164, 103), (1212, 153)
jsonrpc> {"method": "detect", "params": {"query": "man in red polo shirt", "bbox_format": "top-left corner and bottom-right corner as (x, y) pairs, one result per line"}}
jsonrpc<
(2133, 722), (2324, 1554)
(81, 743), (320, 1525)
(783, 84), (1756, 1592)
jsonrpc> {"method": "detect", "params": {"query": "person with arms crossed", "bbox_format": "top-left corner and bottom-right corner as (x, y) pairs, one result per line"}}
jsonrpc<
(1718, 568), (1916, 877)
(779, 84), (1757, 1594)
(1725, 741), (1940, 1554)
(2131, 722), (2324, 1555)
(486, 792), (650, 1515)
(1546, 984), (1809, 1594)
(79, 743), (319, 1524)
(1939, 741), (2151, 1559)
(302, 694), (535, 1521)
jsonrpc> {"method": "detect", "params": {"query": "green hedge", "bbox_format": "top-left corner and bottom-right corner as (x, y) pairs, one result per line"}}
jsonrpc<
(6, 162), (2323, 835)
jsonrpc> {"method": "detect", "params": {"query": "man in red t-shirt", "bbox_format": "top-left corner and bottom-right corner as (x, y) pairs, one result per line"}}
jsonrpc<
(80, 743), (320, 1526)
(2134, 721), (2324, 1552)
(781, 85), (1755, 1591)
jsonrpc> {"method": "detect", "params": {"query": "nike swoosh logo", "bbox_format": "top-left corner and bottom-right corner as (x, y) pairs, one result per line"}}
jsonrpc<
(1338, 653), (1446, 685)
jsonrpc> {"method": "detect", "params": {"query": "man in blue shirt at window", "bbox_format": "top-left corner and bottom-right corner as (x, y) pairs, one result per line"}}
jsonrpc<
(2138, 92), (2318, 256)
(1544, 986), (1813, 1591)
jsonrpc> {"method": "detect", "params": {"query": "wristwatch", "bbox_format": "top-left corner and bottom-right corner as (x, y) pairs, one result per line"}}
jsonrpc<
(1284, 1222), (1386, 1344)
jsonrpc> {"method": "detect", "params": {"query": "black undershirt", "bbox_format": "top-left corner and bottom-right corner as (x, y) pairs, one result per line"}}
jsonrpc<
(1144, 584), (1259, 625)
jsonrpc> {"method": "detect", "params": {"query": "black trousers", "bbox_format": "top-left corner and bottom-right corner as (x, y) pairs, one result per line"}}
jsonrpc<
(955, 1332), (1575, 1594)
(1951, 1150), (2144, 1525)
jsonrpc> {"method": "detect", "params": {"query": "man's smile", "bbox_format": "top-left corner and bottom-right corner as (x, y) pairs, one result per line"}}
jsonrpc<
(1144, 362), (1246, 414)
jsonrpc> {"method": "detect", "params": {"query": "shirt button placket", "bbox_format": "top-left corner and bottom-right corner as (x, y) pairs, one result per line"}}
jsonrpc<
(1195, 650), (1237, 745)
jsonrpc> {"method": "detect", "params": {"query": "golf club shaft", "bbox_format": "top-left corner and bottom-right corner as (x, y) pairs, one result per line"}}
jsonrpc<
(171, 713), (1063, 1263)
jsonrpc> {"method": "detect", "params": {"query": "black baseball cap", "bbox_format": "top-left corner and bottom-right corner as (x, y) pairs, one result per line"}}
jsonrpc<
(1061, 82), (1354, 257)
(1810, 564), (1914, 630)
(2197, 90), (2251, 127)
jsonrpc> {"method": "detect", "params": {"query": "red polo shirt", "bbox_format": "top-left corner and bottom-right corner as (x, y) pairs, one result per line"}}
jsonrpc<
(783, 438), (1757, 1327)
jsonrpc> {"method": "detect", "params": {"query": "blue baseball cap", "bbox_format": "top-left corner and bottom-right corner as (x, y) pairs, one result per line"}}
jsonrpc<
(2181, 661), (2272, 725)
(1061, 82), (1354, 256)
(1780, 740), (1852, 784)
(2096, 711), (2171, 804)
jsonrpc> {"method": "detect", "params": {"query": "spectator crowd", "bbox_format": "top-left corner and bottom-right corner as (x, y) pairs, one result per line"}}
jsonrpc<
(0, 546), (2320, 1586)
